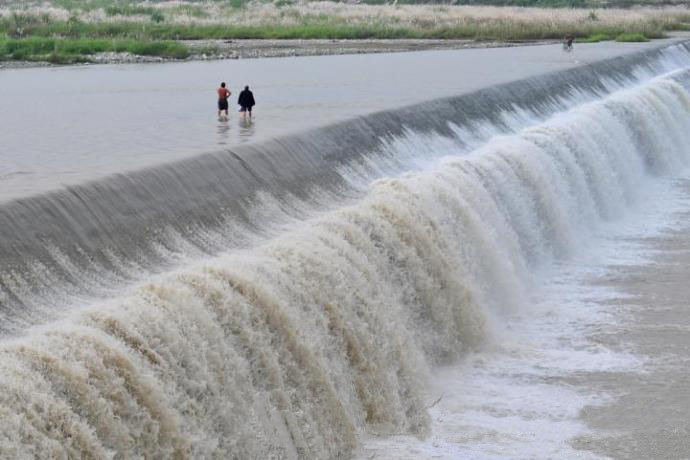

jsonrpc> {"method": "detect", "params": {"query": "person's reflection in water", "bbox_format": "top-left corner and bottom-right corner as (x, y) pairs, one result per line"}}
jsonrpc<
(217, 118), (231, 146)
(238, 116), (255, 143)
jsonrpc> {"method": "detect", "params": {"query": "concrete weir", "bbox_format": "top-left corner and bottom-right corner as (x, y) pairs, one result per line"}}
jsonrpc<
(1, 39), (690, 458)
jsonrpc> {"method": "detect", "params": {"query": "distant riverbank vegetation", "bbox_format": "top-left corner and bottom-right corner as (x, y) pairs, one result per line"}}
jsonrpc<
(1, 0), (689, 62)
(0, 36), (188, 63)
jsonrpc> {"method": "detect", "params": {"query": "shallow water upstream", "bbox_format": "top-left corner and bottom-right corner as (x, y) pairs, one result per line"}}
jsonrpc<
(0, 39), (671, 201)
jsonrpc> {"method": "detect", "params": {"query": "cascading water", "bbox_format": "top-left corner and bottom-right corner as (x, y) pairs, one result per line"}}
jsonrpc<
(2, 44), (690, 458)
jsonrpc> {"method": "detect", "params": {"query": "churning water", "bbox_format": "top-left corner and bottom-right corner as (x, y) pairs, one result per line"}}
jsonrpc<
(2, 42), (690, 458)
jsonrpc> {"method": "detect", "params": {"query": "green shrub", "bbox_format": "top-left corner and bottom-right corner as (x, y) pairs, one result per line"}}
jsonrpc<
(579, 33), (611, 42)
(0, 37), (190, 62)
(150, 11), (165, 23)
(105, 5), (164, 23)
(228, 0), (247, 9)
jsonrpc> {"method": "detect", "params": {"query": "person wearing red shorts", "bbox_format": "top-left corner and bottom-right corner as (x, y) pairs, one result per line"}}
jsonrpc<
(217, 82), (231, 119)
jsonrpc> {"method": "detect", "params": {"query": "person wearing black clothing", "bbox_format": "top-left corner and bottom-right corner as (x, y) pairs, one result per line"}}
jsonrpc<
(238, 86), (256, 119)
(564, 34), (574, 51)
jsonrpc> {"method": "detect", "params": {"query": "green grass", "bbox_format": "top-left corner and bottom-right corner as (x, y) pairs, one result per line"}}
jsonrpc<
(615, 32), (650, 42)
(19, 0), (662, 8)
(578, 33), (612, 43)
(0, 0), (681, 43)
(0, 18), (670, 42)
(104, 5), (165, 22)
(582, 32), (652, 43)
(0, 0), (682, 64)
(51, 0), (127, 12)
(0, 37), (189, 63)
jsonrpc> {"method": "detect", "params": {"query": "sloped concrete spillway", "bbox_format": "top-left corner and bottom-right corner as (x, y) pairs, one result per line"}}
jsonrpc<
(2, 42), (690, 457)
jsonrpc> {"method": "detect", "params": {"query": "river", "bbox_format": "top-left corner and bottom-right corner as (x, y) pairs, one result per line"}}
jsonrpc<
(1, 39), (690, 458)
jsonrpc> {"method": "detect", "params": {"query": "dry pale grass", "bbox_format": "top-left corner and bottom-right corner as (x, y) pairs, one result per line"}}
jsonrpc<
(2, 1), (690, 39)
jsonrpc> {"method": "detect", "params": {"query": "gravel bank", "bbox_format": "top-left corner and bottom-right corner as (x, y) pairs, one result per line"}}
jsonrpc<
(184, 38), (554, 60)
(0, 39), (554, 70)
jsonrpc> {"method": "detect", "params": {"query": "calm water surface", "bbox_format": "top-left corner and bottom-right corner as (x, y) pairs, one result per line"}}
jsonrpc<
(0, 41), (662, 200)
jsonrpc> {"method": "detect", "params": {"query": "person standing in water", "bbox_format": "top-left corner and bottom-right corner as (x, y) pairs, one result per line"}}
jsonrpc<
(217, 82), (231, 119)
(564, 34), (574, 51)
(238, 85), (256, 119)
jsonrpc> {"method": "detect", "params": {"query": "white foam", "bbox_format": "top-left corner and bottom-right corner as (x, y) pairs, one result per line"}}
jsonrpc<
(3, 63), (690, 458)
(356, 118), (690, 459)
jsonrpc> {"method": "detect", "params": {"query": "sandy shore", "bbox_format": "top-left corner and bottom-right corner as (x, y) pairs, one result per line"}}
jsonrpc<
(0, 38), (555, 70)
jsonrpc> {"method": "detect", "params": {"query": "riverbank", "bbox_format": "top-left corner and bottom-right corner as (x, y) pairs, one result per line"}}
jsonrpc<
(3, 2), (688, 42)
(184, 38), (556, 59)
(0, 38), (556, 70)
(1, 1), (689, 67)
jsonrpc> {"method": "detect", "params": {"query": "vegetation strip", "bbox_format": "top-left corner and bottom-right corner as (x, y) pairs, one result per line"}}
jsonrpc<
(0, 1), (688, 63)
(0, 37), (188, 63)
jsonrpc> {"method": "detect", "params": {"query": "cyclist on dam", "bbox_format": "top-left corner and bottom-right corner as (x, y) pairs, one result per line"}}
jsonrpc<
(564, 34), (574, 51)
